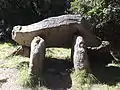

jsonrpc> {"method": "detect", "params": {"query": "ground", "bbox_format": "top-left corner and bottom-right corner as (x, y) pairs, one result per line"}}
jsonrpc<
(1, 43), (120, 90)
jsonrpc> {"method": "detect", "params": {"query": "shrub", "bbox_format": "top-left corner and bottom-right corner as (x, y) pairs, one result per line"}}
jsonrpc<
(0, 0), (70, 42)
(70, 0), (120, 60)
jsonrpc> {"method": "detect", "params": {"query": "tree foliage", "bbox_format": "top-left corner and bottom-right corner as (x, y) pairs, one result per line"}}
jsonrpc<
(70, 0), (120, 50)
(70, 0), (105, 25)
(0, 0), (68, 25)
(0, 0), (69, 42)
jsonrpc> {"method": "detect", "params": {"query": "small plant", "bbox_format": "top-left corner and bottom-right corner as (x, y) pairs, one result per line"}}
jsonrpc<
(2, 43), (120, 89)
(17, 64), (34, 87)
(71, 69), (98, 89)
(46, 48), (71, 60)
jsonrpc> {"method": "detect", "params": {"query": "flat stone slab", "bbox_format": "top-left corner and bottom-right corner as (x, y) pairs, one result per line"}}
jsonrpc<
(12, 14), (100, 47)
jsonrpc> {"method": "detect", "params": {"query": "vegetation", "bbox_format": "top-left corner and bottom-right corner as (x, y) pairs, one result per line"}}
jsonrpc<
(1, 43), (120, 89)
(1, 0), (120, 47)
(0, 0), (70, 42)
(1, 0), (120, 51)
(71, 69), (97, 85)
(1, 0), (120, 89)
(46, 48), (71, 59)
(70, 0), (120, 60)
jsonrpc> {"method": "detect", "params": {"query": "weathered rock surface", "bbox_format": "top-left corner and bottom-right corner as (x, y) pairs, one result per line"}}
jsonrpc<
(12, 14), (101, 48)
(29, 36), (45, 78)
(12, 46), (30, 57)
(72, 35), (90, 72)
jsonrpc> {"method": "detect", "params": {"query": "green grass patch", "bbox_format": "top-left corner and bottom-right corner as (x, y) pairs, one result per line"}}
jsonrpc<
(71, 70), (120, 90)
(0, 43), (17, 59)
(46, 48), (71, 60)
(0, 43), (29, 68)
(17, 48), (72, 88)
(17, 63), (50, 90)
(71, 69), (98, 89)
(1, 43), (120, 89)
(0, 55), (29, 68)
(17, 64), (33, 87)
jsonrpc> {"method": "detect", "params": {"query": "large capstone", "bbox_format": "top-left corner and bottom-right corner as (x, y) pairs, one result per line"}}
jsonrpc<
(12, 14), (101, 48)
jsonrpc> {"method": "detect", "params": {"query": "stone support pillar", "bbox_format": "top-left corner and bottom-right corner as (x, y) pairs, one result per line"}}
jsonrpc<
(29, 36), (45, 78)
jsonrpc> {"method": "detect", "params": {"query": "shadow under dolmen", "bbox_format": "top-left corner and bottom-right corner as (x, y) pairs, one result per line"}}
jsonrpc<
(87, 41), (120, 85)
(42, 58), (73, 89)
(12, 40), (120, 88)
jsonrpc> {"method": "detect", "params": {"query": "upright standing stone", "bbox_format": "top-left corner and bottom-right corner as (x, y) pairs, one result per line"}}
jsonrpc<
(72, 35), (90, 72)
(29, 36), (45, 78)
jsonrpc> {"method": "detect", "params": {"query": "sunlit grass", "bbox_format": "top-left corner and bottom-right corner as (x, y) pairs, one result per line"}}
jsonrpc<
(46, 48), (71, 60)
(1, 43), (120, 89)
(0, 43), (29, 68)
(108, 63), (120, 67)
(17, 64), (32, 87)
(0, 56), (29, 68)
(71, 69), (98, 90)
(90, 84), (120, 90)
(0, 43), (17, 59)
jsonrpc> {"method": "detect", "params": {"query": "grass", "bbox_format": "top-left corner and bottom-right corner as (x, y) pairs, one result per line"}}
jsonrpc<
(46, 48), (71, 59)
(0, 43), (16, 59)
(71, 70), (97, 85)
(17, 64), (31, 87)
(0, 43), (29, 68)
(1, 43), (120, 90)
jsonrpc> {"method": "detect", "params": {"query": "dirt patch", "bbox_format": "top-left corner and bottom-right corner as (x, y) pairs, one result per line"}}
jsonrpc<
(0, 58), (73, 90)
(0, 68), (24, 90)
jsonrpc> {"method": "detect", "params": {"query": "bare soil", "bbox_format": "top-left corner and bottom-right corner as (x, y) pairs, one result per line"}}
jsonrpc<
(0, 58), (73, 90)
